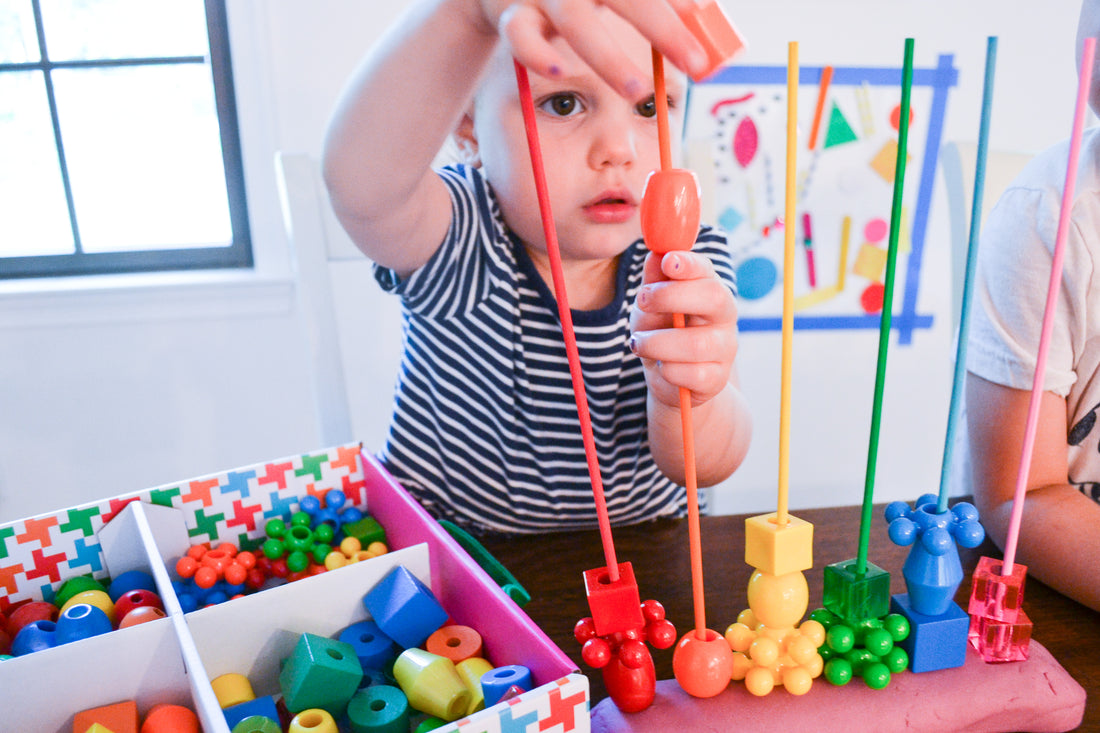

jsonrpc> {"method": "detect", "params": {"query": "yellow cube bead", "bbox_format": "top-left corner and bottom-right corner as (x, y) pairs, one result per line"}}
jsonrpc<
(744, 513), (813, 576)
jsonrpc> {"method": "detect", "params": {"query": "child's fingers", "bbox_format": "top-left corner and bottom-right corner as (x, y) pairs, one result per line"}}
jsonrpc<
(538, 0), (650, 100)
(598, 0), (711, 80)
(497, 3), (568, 80)
(658, 251), (717, 281)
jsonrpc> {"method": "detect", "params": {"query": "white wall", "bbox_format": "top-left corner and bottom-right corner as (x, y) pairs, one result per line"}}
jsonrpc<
(0, 0), (1085, 524)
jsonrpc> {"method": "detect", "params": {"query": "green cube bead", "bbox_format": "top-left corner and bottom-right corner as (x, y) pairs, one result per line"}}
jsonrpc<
(823, 559), (891, 625)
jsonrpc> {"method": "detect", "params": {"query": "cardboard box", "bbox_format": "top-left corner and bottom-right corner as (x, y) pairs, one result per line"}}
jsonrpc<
(0, 443), (587, 732)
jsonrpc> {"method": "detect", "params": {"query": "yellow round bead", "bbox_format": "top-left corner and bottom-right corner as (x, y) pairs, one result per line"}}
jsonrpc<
(744, 665), (775, 696)
(211, 672), (254, 709)
(786, 634), (819, 666)
(782, 666), (813, 696)
(324, 551), (347, 571)
(339, 537), (362, 557)
(748, 636), (779, 667)
(798, 619), (826, 647)
(367, 541), (388, 556)
(806, 652), (825, 678)
(61, 590), (115, 626)
(736, 608), (757, 628)
(723, 622), (754, 653)
(729, 651), (753, 681)
(746, 570), (808, 630)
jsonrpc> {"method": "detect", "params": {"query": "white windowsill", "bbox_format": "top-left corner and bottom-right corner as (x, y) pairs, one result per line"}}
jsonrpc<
(0, 268), (297, 329)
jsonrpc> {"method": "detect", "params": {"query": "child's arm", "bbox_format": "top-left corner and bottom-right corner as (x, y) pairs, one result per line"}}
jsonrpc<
(322, 0), (711, 277)
(967, 372), (1100, 612)
(630, 250), (753, 487)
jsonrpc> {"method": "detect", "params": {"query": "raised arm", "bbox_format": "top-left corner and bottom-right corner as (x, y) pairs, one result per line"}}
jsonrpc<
(321, 0), (712, 276)
(321, 0), (497, 275)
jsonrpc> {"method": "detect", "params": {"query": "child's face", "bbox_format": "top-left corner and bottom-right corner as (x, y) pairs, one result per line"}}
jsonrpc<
(462, 11), (687, 263)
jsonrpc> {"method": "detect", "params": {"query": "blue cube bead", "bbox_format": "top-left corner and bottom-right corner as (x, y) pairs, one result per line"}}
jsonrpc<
(364, 566), (447, 649)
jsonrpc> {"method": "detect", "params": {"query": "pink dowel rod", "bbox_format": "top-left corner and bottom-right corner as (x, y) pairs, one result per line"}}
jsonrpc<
(1002, 37), (1096, 574)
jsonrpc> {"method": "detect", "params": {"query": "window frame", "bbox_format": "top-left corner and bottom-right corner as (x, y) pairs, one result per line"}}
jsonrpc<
(0, 0), (252, 280)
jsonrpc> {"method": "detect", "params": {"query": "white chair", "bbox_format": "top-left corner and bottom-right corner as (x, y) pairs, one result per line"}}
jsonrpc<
(939, 141), (1034, 325)
(275, 151), (403, 451)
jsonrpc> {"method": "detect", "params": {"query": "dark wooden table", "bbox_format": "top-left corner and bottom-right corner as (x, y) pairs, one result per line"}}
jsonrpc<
(481, 503), (1097, 728)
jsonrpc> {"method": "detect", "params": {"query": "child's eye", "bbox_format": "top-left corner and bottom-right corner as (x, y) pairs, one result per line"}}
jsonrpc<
(539, 93), (584, 117)
(635, 95), (674, 118)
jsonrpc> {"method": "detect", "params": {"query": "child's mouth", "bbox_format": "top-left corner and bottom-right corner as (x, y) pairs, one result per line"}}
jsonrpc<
(584, 193), (636, 224)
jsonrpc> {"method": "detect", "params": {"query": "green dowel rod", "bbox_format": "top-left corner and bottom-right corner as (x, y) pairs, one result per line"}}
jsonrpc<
(856, 38), (914, 575)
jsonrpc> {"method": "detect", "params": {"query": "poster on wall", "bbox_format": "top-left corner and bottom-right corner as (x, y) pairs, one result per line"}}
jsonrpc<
(686, 55), (958, 346)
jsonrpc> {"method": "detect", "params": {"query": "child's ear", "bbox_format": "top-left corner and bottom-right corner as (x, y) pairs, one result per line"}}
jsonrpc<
(453, 112), (482, 168)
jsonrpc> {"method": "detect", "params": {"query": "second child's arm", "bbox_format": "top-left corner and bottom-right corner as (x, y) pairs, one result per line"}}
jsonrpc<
(968, 372), (1100, 612)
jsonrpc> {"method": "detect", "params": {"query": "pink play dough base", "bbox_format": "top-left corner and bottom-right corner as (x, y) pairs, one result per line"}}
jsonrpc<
(591, 641), (1085, 733)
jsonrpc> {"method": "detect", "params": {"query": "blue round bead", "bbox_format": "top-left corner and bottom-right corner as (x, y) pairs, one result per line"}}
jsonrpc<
(107, 569), (157, 602)
(56, 603), (112, 644)
(12, 620), (57, 655)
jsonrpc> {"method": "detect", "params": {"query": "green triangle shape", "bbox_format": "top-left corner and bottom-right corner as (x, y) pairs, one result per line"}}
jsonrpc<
(824, 101), (858, 148)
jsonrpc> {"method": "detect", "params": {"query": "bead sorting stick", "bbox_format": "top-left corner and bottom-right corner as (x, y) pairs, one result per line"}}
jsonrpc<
(856, 38), (914, 576)
(937, 36), (998, 514)
(651, 48), (705, 639)
(1001, 36), (1096, 574)
(513, 59), (619, 581)
(778, 41), (798, 527)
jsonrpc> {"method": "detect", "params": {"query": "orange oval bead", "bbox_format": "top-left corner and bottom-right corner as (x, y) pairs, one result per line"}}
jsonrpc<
(639, 169), (701, 254)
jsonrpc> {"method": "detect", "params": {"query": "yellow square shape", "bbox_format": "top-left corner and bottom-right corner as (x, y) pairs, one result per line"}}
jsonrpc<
(745, 513), (814, 576)
(853, 243), (888, 283)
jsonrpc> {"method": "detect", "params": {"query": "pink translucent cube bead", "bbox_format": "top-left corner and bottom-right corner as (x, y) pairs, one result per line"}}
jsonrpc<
(968, 556), (1027, 622)
(969, 607), (1032, 663)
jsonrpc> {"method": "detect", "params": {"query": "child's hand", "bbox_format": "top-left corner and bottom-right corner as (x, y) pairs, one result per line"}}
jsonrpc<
(629, 250), (739, 409)
(476, 0), (711, 100)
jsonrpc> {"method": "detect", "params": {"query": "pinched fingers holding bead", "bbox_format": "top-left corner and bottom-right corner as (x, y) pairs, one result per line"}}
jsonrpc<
(489, 0), (711, 100)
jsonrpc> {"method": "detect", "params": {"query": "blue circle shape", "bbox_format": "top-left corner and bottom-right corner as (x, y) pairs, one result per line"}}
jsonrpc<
(736, 257), (778, 300)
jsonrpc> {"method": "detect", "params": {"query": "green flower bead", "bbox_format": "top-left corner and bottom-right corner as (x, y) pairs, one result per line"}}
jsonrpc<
(285, 525), (314, 553)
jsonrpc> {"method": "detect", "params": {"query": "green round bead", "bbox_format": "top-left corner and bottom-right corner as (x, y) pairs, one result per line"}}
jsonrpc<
(262, 538), (285, 560)
(884, 646), (909, 673)
(312, 543), (332, 565)
(824, 658), (852, 686)
(56, 576), (109, 608)
(290, 511), (312, 528)
(883, 613), (910, 642)
(864, 628), (894, 657)
(809, 608), (839, 628)
(286, 550), (310, 573)
(862, 661), (891, 690)
(826, 624), (854, 653)
(264, 518), (287, 539)
(314, 523), (336, 545)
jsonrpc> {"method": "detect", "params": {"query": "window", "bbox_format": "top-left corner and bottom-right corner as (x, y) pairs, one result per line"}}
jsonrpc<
(0, 0), (251, 279)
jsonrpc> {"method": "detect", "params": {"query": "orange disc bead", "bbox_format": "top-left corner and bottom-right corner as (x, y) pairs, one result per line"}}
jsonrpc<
(426, 624), (483, 663)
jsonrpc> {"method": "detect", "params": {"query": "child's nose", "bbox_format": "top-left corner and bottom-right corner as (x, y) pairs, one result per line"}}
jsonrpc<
(587, 114), (638, 169)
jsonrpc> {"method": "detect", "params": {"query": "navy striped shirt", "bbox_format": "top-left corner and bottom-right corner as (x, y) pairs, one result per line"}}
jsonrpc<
(374, 165), (737, 534)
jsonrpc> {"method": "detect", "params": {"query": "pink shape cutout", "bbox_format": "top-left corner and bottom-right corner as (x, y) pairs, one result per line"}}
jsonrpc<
(864, 218), (888, 244)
